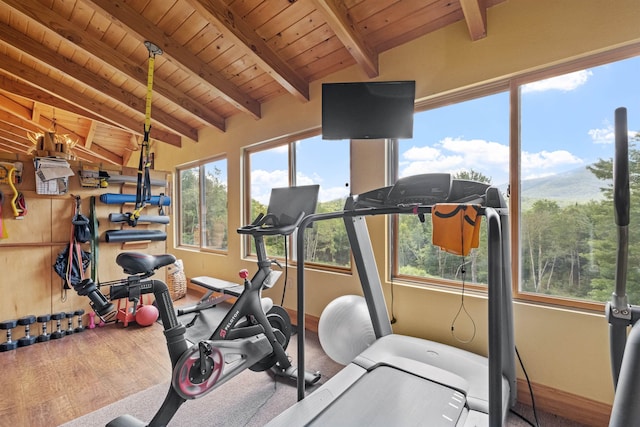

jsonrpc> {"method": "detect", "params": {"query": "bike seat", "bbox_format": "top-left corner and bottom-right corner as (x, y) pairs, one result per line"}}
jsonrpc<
(116, 252), (176, 276)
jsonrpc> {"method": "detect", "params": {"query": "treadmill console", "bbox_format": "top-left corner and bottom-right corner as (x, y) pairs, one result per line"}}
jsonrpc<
(353, 173), (495, 208)
(387, 173), (452, 205)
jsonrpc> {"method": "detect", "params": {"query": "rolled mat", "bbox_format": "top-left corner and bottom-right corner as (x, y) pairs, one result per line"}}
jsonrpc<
(107, 174), (167, 187)
(104, 229), (167, 243)
(109, 213), (170, 224)
(99, 193), (171, 206)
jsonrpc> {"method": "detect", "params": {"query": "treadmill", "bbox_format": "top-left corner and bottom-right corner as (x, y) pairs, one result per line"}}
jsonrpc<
(266, 173), (517, 427)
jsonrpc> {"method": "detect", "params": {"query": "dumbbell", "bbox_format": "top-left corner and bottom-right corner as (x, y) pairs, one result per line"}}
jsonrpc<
(37, 314), (51, 342)
(0, 319), (18, 352)
(65, 312), (76, 335)
(74, 309), (85, 333)
(50, 312), (66, 340)
(17, 315), (37, 347)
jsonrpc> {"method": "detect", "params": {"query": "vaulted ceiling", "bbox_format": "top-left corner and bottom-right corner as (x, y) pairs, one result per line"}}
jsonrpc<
(0, 0), (505, 165)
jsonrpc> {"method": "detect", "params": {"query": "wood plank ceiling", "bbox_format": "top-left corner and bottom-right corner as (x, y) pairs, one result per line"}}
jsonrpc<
(0, 0), (505, 166)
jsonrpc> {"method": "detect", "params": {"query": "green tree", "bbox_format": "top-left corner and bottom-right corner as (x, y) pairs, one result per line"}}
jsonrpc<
(180, 168), (199, 245)
(396, 170), (492, 285)
(305, 198), (350, 266)
(521, 200), (562, 293)
(203, 166), (228, 249)
(587, 138), (640, 303)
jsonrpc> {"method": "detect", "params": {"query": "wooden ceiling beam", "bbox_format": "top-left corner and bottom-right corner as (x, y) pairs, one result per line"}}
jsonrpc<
(185, 0), (310, 102)
(313, 0), (378, 78)
(0, 109), (41, 134)
(77, 142), (123, 165)
(0, 51), (181, 147)
(0, 94), (85, 148)
(0, 129), (30, 149)
(0, 93), (34, 127)
(85, 0), (260, 120)
(0, 76), (176, 160)
(0, 141), (23, 155)
(0, 22), (197, 141)
(1, 0), (205, 138)
(460, 0), (488, 41)
(85, 121), (97, 150)
(0, 75), (114, 126)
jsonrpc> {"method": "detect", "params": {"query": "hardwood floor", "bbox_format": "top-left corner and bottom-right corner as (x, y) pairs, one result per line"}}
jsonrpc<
(0, 293), (202, 427)
(1, 289), (595, 427)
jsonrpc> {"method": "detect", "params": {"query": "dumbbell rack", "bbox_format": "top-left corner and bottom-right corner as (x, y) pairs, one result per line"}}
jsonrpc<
(0, 309), (86, 352)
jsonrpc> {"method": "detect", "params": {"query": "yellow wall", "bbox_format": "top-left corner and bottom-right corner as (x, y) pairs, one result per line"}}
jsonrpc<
(153, 0), (640, 408)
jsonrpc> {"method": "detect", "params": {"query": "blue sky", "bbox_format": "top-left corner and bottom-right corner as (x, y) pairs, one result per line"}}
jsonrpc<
(399, 55), (640, 186)
(250, 55), (640, 202)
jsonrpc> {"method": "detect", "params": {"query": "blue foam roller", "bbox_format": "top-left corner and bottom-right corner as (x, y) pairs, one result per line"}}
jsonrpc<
(100, 193), (171, 206)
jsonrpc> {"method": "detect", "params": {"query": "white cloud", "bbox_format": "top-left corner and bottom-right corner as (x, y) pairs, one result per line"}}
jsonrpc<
(400, 138), (509, 182)
(250, 169), (348, 205)
(521, 70), (593, 93)
(400, 137), (584, 184)
(250, 169), (288, 204)
(520, 149), (582, 179)
(588, 125), (637, 145)
(320, 186), (350, 202)
(588, 125), (615, 145)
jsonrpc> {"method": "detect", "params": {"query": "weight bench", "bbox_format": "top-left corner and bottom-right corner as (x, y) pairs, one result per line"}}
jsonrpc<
(182, 273), (282, 317)
(190, 276), (245, 298)
(174, 276), (242, 317)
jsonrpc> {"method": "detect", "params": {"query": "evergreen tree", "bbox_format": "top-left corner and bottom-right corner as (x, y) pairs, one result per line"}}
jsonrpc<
(587, 138), (640, 303)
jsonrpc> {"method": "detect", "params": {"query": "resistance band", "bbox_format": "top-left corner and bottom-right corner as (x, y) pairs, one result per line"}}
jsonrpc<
(128, 41), (163, 227)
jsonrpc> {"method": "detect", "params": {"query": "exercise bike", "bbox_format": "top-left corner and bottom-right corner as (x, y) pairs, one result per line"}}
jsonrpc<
(74, 185), (322, 426)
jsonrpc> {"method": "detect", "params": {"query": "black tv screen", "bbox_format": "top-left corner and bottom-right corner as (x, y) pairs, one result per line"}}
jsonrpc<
(322, 80), (415, 140)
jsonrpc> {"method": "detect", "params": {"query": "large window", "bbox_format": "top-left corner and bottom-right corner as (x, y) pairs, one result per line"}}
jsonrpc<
(395, 92), (509, 288)
(246, 134), (350, 268)
(178, 157), (228, 251)
(391, 49), (640, 310)
(518, 54), (640, 307)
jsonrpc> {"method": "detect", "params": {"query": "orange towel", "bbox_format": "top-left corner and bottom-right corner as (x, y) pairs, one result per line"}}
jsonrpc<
(432, 204), (482, 256)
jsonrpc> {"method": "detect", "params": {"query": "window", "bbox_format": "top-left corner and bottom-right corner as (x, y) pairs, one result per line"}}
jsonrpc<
(178, 157), (228, 251)
(517, 54), (640, 307)
(391, 48), (640, 310)
(246, 134), (350, 268)
(394, 92), (509, 288)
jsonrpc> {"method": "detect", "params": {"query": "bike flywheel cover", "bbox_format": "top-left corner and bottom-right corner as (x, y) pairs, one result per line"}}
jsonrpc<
(172, 341), (224, 399)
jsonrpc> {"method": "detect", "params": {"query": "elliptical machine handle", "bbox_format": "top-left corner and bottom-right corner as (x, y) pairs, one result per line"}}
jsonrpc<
(614, 107), (630, 228)
(609, 107), (632, 388)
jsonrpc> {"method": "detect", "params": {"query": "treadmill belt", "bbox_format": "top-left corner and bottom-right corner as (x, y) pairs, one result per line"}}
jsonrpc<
(309, 366), (465, 426)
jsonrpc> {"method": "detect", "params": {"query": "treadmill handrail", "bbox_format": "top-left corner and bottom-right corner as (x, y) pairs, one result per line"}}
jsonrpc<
(294, 201), (514, 427)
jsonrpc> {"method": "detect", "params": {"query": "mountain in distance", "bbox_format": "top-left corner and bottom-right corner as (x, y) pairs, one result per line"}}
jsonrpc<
(497, 165), (611, 209)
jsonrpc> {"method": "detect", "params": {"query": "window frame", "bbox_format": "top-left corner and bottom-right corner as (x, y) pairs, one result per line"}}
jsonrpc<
(176, 154), (228, 253)
(243, 130), (353, 273)
(389, 42), (640, 312)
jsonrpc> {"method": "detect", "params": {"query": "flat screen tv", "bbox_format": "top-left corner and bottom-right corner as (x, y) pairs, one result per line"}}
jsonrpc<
(322, 80), (415, 140)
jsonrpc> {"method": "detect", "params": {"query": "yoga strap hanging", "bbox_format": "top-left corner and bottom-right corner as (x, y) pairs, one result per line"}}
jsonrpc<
(129, 41), (163, 227)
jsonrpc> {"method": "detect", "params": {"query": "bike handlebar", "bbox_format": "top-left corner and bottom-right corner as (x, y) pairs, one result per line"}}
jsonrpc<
(237, 211), (306, 236)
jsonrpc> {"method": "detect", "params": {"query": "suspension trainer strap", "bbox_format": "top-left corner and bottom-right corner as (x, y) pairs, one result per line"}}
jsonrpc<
(90, 195), (99, 283)
(130, 41), (162, 227)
